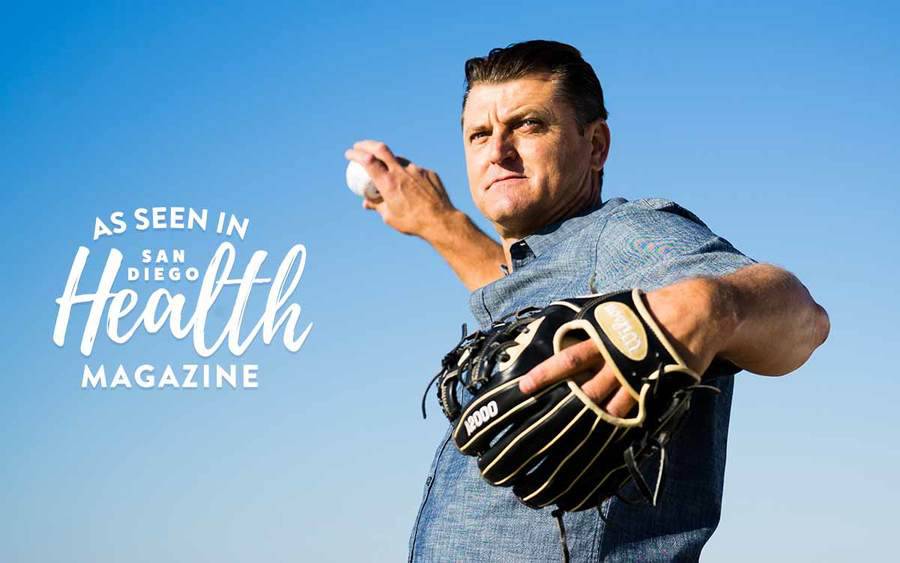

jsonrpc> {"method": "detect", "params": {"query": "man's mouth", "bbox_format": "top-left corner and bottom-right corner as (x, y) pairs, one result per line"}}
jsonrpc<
(488, 175), (527, 189)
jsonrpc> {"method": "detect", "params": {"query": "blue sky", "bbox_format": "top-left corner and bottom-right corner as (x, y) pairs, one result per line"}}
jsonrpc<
(1, 2), (898, 561)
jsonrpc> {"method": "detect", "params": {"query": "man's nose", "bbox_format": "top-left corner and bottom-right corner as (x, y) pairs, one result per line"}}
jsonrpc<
(487, 131), (517, 165)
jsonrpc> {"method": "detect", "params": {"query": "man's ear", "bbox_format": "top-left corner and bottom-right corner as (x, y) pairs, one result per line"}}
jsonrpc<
(584, 118), (610, 172)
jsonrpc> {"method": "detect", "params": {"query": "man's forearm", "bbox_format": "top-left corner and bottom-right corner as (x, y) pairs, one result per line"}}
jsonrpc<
(423, 210), (505, 291)
(716, 263), (830, 375)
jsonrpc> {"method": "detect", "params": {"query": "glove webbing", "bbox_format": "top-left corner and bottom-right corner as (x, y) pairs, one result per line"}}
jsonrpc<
(421, 322), (472, 419)
(421, 307), (542, 420)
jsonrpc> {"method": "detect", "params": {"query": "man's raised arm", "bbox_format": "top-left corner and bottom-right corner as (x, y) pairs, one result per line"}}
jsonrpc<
(346, 140), (504, 290)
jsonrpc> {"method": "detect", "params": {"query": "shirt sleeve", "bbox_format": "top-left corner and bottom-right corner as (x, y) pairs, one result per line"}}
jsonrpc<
(592, 198), (757, 293)
(591, 199), (757, 378)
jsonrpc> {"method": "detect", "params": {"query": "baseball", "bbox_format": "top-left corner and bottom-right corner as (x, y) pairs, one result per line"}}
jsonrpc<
(345, 160), (381, 200)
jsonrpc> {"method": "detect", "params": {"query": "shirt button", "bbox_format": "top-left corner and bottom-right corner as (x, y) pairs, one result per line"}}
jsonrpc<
(510, 241), (528, 260)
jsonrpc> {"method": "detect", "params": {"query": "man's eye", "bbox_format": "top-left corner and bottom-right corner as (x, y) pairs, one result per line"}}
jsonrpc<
(513, 119), (543, 133)
(470, 131), (489, 142)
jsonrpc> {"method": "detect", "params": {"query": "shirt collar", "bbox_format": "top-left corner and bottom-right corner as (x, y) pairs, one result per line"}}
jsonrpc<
(505, 197), (616, 270)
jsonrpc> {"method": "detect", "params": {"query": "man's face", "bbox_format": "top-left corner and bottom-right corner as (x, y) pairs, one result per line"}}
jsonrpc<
(462, 74), (608, 240)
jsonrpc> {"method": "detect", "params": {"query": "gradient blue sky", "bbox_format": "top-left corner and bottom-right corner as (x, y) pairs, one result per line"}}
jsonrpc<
(2, 2), (897, 562)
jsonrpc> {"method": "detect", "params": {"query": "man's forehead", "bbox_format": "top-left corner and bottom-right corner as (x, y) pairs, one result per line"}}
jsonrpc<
(462, 75), (561, 127)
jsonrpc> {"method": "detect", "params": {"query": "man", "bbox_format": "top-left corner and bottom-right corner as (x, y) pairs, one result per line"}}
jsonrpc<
(345, 40), (829, 562)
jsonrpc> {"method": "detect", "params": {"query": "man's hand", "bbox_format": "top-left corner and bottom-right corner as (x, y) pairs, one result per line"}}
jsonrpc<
(345, 139), (506, 291)
(518, 277), (739, 417)
(345, 140), (456, 239)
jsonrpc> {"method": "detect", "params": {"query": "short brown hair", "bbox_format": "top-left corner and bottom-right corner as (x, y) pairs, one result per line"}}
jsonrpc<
(462, 40), (608, 132)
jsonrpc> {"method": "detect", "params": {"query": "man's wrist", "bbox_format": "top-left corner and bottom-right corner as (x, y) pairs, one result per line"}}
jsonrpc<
(420, 208), (467, 247)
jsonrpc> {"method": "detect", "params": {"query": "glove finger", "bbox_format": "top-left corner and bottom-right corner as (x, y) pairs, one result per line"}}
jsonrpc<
(552, 451), (631, 512)
(552, 405), (646, 511)
(478, 389), (585, 485)
(505, 406), (598, 502)
(513, 416), (624, 508)
(552, 420), (656, 511)
(452, 377), (556, 455)
(561, 418), (676, 512)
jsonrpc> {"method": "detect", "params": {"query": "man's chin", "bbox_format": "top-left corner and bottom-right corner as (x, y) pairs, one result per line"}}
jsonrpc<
(486, 207), (540, 240)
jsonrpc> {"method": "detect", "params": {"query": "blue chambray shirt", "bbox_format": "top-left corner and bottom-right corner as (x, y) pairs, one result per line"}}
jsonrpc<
(409, 197), (756, 562)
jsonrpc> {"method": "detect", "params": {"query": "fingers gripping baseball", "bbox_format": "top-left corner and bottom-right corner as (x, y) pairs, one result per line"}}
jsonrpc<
(345, 139), (456, 237)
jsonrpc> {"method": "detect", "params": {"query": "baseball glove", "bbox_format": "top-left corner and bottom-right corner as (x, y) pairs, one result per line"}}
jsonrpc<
(426, 288), (717, 513)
